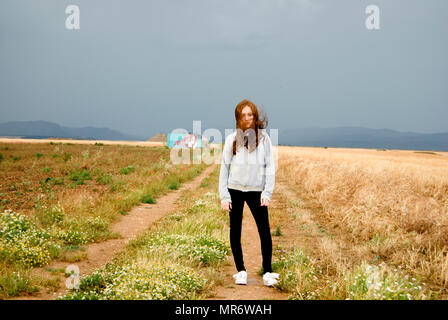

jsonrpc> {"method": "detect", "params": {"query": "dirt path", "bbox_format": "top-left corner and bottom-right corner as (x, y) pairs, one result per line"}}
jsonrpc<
(208, 177), (311, 300)
(11, 163), (217, 300)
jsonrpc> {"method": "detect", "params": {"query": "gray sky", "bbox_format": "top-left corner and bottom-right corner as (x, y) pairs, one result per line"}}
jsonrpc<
(1, 0), (447, 138)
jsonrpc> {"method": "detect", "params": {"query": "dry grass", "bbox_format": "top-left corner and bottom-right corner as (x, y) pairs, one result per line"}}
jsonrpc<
(277, 146), (448, 296)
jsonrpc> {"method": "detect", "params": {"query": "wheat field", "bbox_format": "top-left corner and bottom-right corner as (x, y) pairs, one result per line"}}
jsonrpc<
(276, 146), (448, 298)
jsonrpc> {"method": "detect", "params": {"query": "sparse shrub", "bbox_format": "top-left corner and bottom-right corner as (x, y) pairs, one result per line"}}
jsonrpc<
(120, 165), (135, 175)
(109, 181), (127, 192)
(96, 174), (113, 185)
(55, 216), (110, 246)
(141, 193), (156, 204)
(67, 169), (92, 185)
(0, 271), (39, 297)
(272, 225), (282, 236)
(62, 152), (72, 162)
(55, 228), (89, 246)
(84, 216), (109, 233)
(36, 204), (65, 227)
(40, 177), (64, 186)
(53, 177), (65, 185)
(168, 179), (180, 190)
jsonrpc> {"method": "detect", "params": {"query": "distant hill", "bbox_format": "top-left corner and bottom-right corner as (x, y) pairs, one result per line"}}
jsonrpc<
(147, 133), (167, 142)
(279, 126), (448, 151)
(2, 121), (447, 151)
(0, 120), (147, 141)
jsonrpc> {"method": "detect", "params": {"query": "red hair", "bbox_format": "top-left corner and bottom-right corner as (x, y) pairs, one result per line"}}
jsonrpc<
(232, 99), (268, 155)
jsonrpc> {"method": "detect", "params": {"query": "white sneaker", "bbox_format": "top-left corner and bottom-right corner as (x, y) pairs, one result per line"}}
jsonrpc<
(263, 272), (279, 287)
(233, 271), (247, 285)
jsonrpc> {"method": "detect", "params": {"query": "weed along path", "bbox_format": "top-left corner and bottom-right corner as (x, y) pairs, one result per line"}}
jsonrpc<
(11, 163), (218, 300)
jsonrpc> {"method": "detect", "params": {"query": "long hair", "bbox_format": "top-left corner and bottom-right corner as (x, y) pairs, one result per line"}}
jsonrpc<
(232, 99), (268, 155)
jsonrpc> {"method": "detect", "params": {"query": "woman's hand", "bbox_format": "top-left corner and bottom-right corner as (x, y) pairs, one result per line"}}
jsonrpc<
(261, 197), (270, 207)
(221, 201), (232, 212)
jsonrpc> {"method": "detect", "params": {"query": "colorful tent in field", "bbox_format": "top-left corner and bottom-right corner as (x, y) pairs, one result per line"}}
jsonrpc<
(167, 133), (203, 148)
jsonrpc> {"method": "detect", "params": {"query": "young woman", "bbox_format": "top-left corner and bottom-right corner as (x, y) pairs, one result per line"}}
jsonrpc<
(219, 99), (279, 287)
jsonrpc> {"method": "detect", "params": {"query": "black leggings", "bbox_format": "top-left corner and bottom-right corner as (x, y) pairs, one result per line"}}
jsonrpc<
(228, 188), (273, 273)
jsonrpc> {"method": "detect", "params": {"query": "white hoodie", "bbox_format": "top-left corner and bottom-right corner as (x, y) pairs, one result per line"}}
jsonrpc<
(219, 129), (276, 204)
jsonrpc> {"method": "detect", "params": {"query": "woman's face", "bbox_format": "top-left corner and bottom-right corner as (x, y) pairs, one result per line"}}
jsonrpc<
(241, 106), (254, 130)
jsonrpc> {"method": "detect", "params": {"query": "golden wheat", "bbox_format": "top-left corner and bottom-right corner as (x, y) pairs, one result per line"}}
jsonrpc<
(278, 146), (448, 293)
